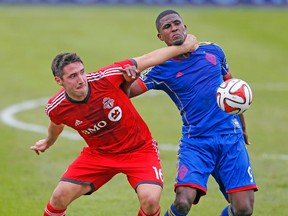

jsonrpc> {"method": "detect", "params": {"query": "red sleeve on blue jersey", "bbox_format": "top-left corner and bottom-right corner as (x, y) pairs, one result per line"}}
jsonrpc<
(223, 71), (232, 80)
(213, 44), (231, 80)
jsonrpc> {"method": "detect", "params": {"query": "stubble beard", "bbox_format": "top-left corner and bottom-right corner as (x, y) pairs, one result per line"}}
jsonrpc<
(173, 40), (184, 46)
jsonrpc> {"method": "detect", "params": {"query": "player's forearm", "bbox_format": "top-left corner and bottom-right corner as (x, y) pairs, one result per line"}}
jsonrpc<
(134, 34), (198, 72)
(120, 81), (133, 97)
(238, 113), (246, 131)
(134, 47), (181, 71)
(46, 121), (64, 147)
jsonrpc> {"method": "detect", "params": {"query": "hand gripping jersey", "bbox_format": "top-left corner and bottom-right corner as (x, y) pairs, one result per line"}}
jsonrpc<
(45, 60), (152, 154)
(138, 42), (242, 137)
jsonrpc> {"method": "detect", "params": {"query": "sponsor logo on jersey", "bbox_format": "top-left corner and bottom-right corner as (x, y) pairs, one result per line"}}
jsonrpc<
(81, 120), (107, 135)
(205, 53), (217, 65)
(108, 106), (122, 122)
(232, 118), (241, 129)
(81, 101), (123, 135)
(178, 165), (188, 180)
(103, 97), (114, 109)
(176, 71), (184, 78)
(74, 120), (83, 126)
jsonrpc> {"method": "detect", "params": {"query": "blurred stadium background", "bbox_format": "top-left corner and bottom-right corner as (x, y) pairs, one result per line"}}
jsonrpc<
(0, 2), (287, 216)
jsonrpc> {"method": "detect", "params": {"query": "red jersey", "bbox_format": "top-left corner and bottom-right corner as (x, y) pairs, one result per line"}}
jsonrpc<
(45, 59), (152, 154)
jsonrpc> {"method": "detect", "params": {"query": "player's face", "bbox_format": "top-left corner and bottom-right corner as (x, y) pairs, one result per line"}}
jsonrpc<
(55, 62), (88, 101)
(157, 14), (187, 46)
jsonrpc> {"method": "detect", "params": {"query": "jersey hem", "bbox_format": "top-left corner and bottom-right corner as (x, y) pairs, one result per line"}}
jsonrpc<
(226, 185), (258, 194)
(61, 178), (96, 195)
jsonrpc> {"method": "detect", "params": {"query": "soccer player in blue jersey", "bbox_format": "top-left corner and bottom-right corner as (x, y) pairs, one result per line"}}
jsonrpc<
(124, 10), (258, 216)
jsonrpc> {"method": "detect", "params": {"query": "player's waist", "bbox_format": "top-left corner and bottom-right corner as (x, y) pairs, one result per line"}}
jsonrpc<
(181, 124), (242, 137)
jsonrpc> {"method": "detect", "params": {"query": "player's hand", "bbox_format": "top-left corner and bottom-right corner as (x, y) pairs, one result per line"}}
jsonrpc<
(184, 34), (199, 52)
(30, 139), (50, 155)
(120, 65), (140, 82)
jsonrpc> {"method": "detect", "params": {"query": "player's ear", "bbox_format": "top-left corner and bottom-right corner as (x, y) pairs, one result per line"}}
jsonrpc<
(157, 33), (163, 41)
(54, 76), (62, 86)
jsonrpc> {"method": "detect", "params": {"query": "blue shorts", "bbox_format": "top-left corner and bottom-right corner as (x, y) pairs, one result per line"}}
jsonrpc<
(175, 133), (257, 203)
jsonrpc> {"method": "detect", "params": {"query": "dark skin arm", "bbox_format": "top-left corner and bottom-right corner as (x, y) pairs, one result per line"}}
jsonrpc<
(239, 113), (250, 145)
(120, 65), (141, 96)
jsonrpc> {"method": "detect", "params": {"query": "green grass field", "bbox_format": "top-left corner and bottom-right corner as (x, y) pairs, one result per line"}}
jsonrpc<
(0, 5), (288, 216)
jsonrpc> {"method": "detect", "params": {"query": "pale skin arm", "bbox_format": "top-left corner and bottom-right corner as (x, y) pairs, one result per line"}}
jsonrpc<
(121, 34), (198, 95)
(30, 121), (65, 155)
(133, 34), (198, 72)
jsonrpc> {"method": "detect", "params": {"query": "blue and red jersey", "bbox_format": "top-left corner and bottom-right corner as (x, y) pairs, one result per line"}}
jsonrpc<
(138, 42), (242, 137)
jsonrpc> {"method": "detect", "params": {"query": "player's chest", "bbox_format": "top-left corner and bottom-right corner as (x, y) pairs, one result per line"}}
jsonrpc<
(164, 57), (221, 90)
(61, 90), (125, 131)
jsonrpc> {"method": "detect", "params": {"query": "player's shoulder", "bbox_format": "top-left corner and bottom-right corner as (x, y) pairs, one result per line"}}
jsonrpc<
(87, 71), (102, 82)
(48, 88), (65, 103)
(199, 41), (222, 49)
(139, 66), (154, 81)
(198, 41), (225, 55)
(97, 59), (134, 73)
(45, 89), (66, 115)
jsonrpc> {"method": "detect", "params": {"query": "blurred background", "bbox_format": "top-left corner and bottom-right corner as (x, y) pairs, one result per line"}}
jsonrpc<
(0, 1), (287, 215)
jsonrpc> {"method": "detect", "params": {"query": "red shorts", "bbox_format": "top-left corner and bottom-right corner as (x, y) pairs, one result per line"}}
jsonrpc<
(61, 140), (163, 193)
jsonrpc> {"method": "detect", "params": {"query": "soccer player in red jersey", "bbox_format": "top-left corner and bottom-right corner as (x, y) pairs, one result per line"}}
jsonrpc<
(30, 34), (198, 216)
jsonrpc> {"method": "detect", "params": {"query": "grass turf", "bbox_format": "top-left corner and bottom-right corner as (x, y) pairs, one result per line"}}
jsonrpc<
(0, 5), (287, 216)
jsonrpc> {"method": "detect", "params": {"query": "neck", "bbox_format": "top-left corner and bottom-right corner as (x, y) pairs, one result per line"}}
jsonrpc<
(176, 52), (190, 59)
(65, 85), (90, 103)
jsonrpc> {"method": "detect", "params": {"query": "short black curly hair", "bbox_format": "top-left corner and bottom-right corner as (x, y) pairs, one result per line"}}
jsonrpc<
(155, 9), (181, 33)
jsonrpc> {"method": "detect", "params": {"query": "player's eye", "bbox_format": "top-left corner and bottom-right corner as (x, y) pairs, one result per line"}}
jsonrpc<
(69, 74), (76, 79)
(174, 21), (181, 26)
(163, 24), (171, 29)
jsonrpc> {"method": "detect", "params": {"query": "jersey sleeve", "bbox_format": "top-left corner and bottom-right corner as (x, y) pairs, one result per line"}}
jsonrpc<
(45, 99), (62, 125)
(200, 42), (231, 80)
(95, 59), (136, 88)
(213, 43), (231, 79)
(138, 66), (161, 90)
(44, 89), (65, 125)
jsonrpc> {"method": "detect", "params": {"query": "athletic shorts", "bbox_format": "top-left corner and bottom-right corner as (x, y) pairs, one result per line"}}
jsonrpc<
(175, 133), (258, 204)
(61, 140), (163, 194)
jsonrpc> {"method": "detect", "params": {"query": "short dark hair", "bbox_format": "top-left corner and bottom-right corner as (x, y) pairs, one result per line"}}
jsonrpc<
(51, 52), (83, 78)
(155, 9), (181, 33)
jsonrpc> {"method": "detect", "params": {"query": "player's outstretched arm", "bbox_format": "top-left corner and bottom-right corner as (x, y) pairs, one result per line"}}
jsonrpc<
(133, 34), (198, 72)
(30, 121), (64, 155)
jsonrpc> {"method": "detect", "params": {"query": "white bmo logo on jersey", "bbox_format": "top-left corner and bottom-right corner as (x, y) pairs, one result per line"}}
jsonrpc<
(108, 106), (122, 122)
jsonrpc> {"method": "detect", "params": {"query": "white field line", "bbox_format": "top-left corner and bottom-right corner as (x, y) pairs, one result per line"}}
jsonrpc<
(261, 153), (288, 161)
(0, 82), (287, 155)
(0, 97), (80, 140)
(251, 82), (288, 91)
